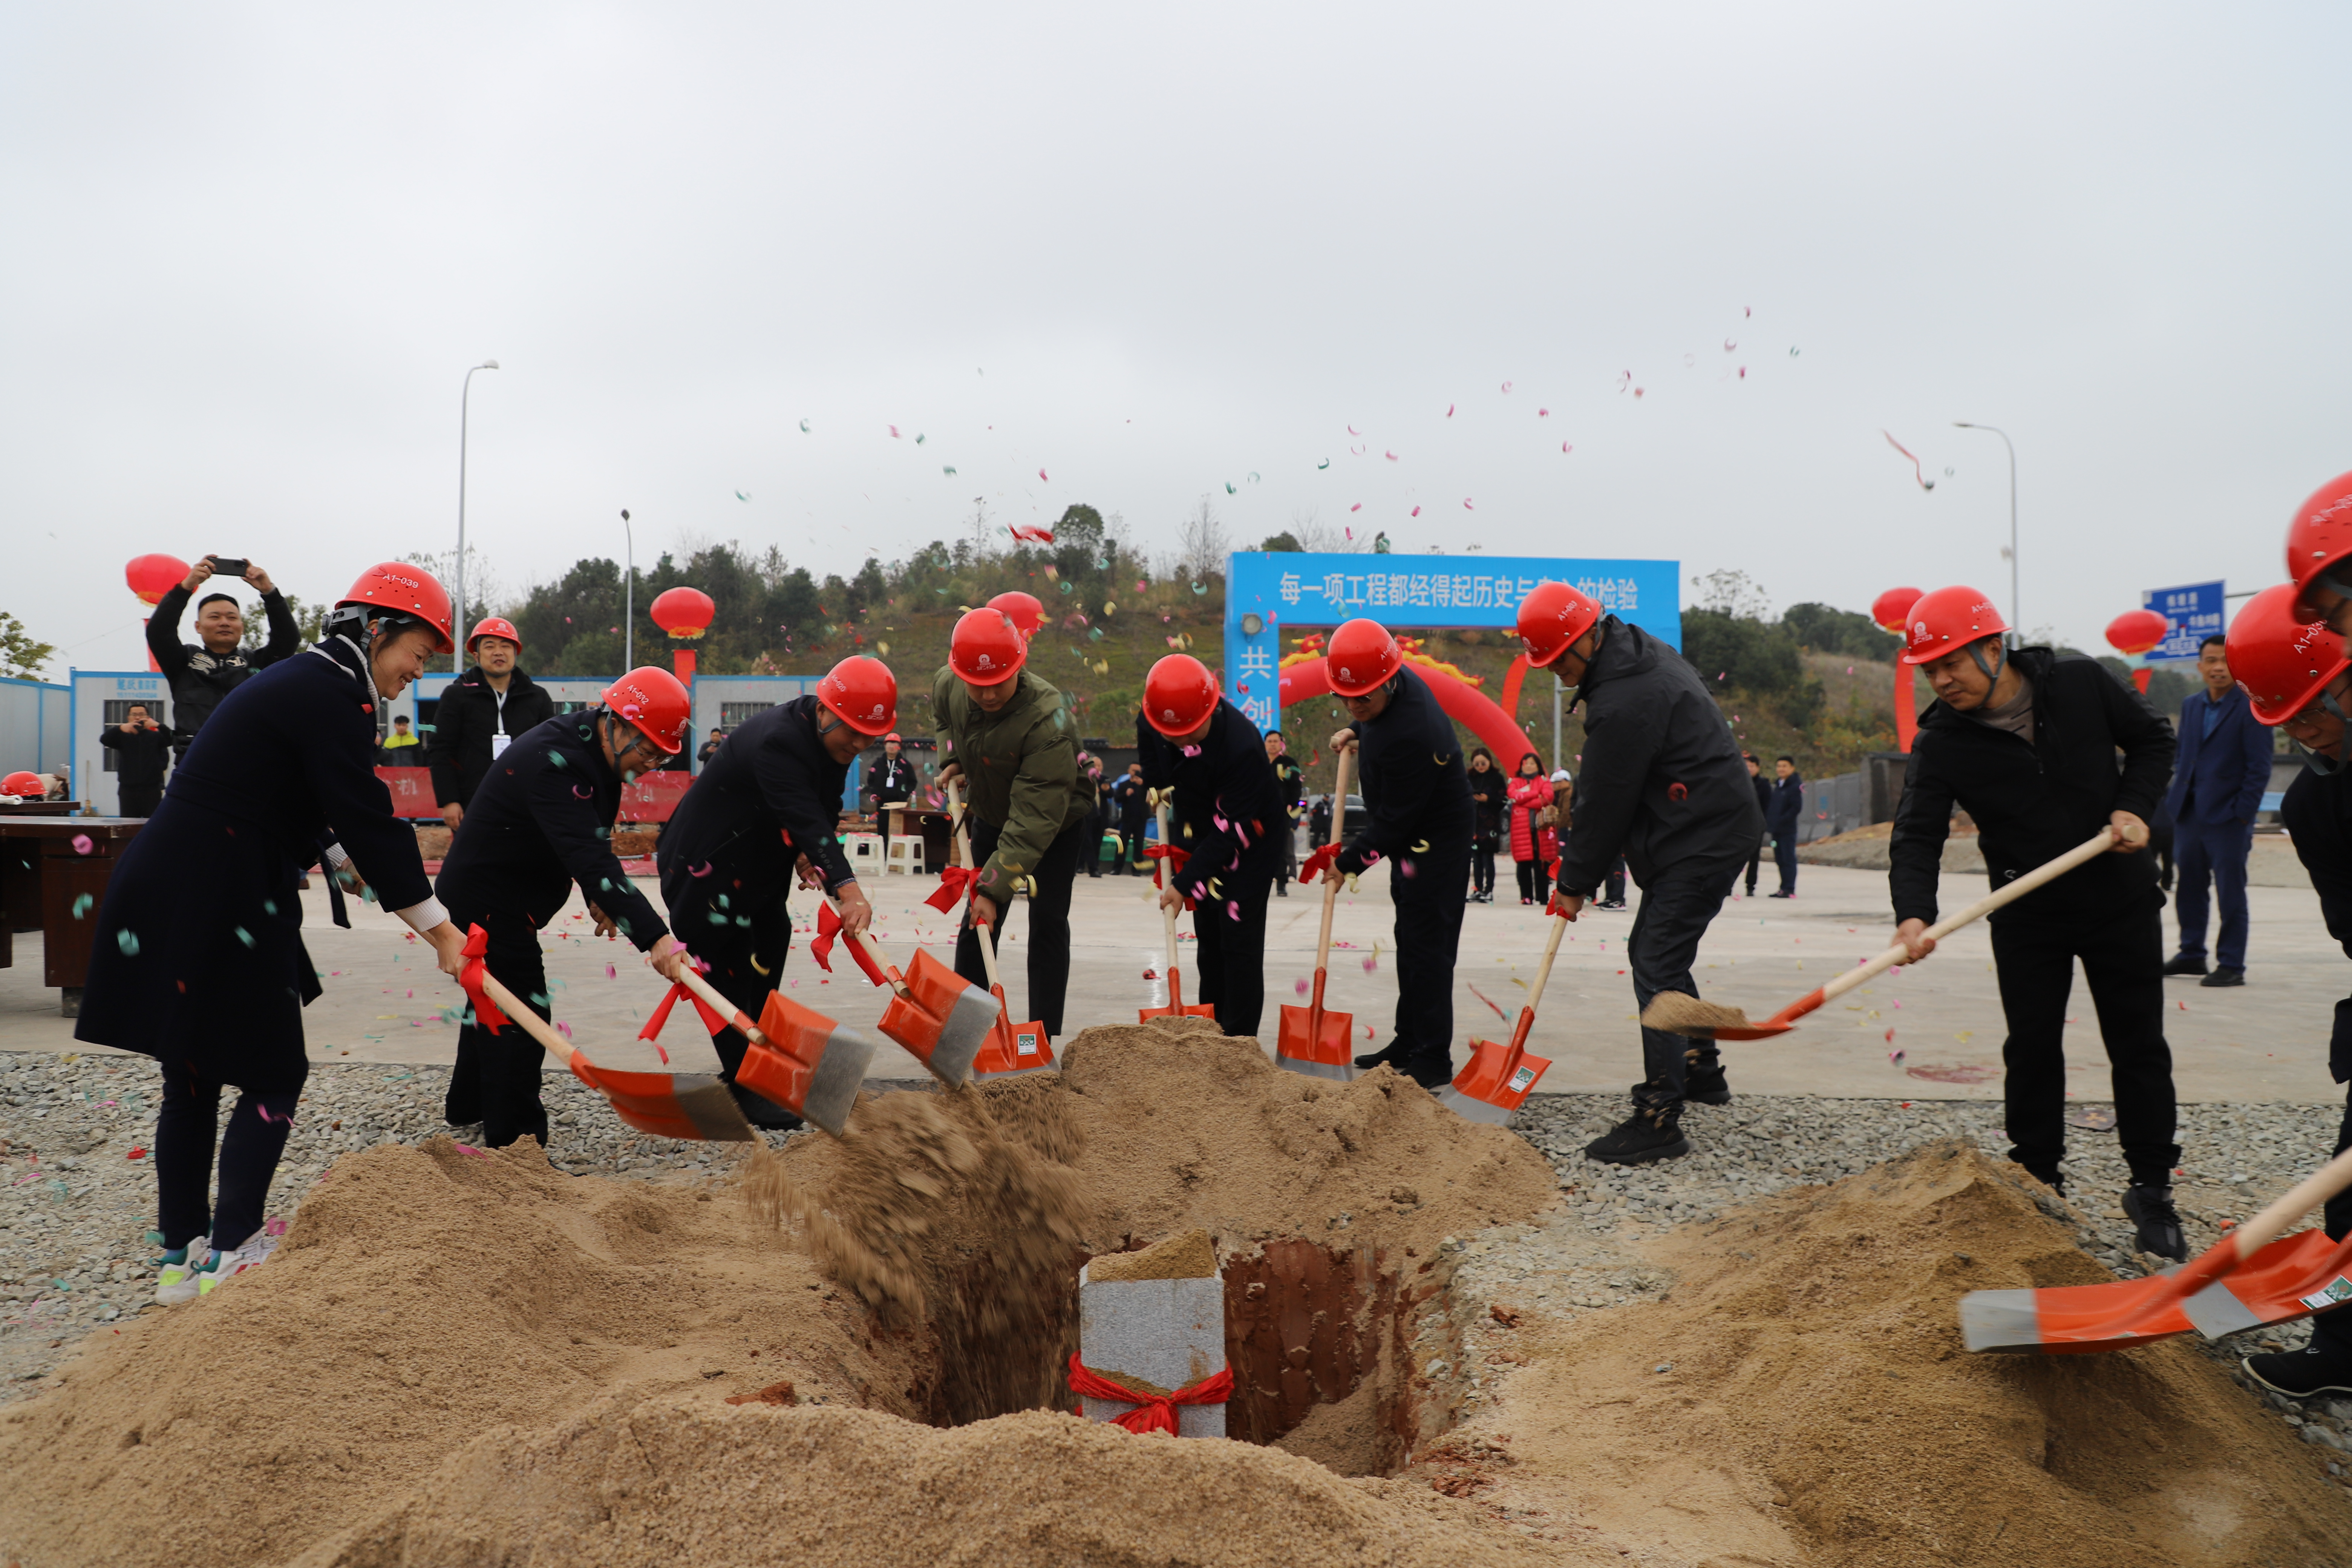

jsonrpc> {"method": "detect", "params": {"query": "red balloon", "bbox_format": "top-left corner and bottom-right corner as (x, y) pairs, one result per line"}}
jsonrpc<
(2105, 608), (2170, 656)
(125, 553), (190, 607)
(649, 586), (716, 639)
(1870, 586), (1923, 633)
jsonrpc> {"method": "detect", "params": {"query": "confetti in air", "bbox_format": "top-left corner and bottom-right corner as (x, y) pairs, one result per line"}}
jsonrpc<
(1882, 430), (1936, 490)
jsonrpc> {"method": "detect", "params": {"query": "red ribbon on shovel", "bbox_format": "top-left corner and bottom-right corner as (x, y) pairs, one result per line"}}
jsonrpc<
(812, 900), (891, 988)
(1299, 843), (1341, 885)
(638, 978), (729, 1064)
(1066, 1353), (1233, 1435)
(924, 863), (978, 913)
(458, 923), (509, 1034)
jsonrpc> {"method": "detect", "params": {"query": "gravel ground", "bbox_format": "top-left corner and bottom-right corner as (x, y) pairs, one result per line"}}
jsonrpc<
(4, 1048), (2348, 1485)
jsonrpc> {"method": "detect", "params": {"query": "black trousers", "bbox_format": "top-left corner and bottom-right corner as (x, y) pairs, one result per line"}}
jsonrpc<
(443, 908), (555, 1149)
(1191, 864), (1273, 1037)
(1387, 844), (1470, 1085)
(119, 783), (163, 818)
(1745, 839), (1762, 894)
(1629, 856), (1744, 1110)
(1118, 820), (1148, 874)
(666, 878), (794, 1084)
(1471, 846), (1496, 898)
(2318, 1082), (2352, 1355)
(1773, 835), (1798, 895)
(2173, 815), (2253, 970)
(1085, 815), (1105, 877)
(955, 814), (1086, 1039)
(1514, 858), (1550, 905)
(154, 1000), (305, 1251)
(1603, 858), (1628, 903)
(1989, 905), (2180, 1188)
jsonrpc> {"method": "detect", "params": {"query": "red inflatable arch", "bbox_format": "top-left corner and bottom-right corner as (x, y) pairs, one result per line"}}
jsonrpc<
(1275, 659), (1544, 770)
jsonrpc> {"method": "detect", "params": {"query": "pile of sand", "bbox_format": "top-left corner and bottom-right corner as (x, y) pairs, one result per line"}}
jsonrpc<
(1468, 1139), (2345, 1568)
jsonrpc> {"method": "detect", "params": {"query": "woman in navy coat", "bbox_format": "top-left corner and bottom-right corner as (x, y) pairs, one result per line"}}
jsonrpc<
(76, 563), (469, 1301)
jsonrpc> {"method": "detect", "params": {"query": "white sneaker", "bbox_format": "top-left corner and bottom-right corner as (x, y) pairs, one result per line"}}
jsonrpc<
(195, 1220), (283, 1297)
(154, 1238), (213, 1305)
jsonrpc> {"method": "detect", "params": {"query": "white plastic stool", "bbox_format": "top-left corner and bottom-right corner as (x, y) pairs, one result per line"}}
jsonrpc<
(845, 833), (884, 870)
(885, 836), (925, 875)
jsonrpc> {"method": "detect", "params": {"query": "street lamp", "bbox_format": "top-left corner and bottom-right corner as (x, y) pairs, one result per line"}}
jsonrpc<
(620, 509), (634, 673)
(1952, 421), (2018, 639)
(455, 360), (500, 669)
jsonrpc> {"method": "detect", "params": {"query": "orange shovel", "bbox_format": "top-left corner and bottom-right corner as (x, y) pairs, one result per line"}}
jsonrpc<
(945, 780), (1056, 1077)
(675, 967), (873, 1138)
(467, 966), (757, 1143)
(1433, 897), (1560, 1125)
(1277, 747), (1355, 1079)
(1140, 796), (1217, 1024)
(1961, 1143), (2352, 1354)
(1643, 828), (2119, 1041)
(811, 894), (991, 1088)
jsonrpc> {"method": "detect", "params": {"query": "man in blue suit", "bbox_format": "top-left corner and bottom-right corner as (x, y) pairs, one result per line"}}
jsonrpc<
(2162, 635), (2273, 987)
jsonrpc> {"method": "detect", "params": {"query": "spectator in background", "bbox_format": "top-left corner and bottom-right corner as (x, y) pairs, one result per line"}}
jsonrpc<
(1741, 752), (1771, 898)
(1308, 790), (1333, 853)
(146, 556), (300, 760)
(426, 617), (554, 832)
(1266, 729), (1305, 897)
(1766, 755), (1803, 897)
(1078, 750), (1109, 877)
(1506, 752), (1555, 905)
(697, 727), (729, 767)
(868, 731), (919, 856)
(2161, 634), (2271, 988)
(1112, 761), (1150, 875)
(102, 703), (171, 817)
(1465, 747), (1502, 903)
(378, 714), (421, 766)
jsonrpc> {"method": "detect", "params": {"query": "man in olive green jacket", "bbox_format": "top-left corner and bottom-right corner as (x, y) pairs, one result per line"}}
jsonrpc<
(933, 608), (1093, 1037)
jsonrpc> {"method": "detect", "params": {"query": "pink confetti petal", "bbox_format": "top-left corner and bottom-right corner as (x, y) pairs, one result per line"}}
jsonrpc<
(1038, 467), (1049, 482)
(1462, 499), (1474, 510)
(1294, 977), (1310, 995)
(71, 834), (92, 855)
(1410, 505), (1421, 517)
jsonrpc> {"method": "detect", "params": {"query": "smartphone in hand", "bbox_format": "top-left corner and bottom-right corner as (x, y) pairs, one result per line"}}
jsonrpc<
(207, 556), (250, 579)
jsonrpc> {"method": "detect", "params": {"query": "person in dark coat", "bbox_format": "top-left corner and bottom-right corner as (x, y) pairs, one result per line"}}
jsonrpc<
(1307, 792), (1333, 854)
(2161, 634), (2274, 986)
(1519, 585), (1762, 1164)
(1320, 622), (1474, 1090)
(101, 702), (171, 816)
(1465, 747), (1503, 903)
(2223, 586), (2352, 1398)
(867, 732), (920, 857)
(1765, 756), (1804, 897)
(1740, 753), (1770, 897)
(1138, 659), (1286, 1037)
(435, 671), (693, 1147)
(1889, 586), (2182, 1259)
(80, 562), (468, 1303)
(1111, 763), (1151, 875)
(145, 556), (301, 760)
(1266, 730), (1306, 898)
(1080, 751), (1111, 877)
(426, 619), (556, 831)
(657, 658), (892, 1128)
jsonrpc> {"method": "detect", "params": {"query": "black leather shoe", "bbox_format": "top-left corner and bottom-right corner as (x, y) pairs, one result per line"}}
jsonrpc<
(2161, 952), (2209, 977)
(1354, 1040), (1404, 1071)
(2200, 966), (2245, 988)
(1584, 1109), (1691, 1165)
(2122, 1184), (2187, 1262)
(2243, 1341), (2352, 1401)
(1682, 1065), (1733, 1106)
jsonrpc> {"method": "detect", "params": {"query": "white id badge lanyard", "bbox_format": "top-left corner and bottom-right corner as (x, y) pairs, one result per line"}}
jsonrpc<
(489, 687), (511, 758)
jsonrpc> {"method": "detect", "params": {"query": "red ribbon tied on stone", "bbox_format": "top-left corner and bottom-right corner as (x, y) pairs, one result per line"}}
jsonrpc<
(458, 923), (509, 1034)
(925, 863), (979, 913)
(1065, 1353), (1234, 1436)
(812, 901), (891, 987)
(1299, 843), (1341, 885)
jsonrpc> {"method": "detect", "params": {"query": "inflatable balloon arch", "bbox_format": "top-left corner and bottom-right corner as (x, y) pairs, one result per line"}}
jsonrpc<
(1274, 635), (1544, 769)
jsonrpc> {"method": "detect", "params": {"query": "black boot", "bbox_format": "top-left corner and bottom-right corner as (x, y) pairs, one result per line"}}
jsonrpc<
(1354, 1038), (1406, 1071)
(2122, 1184), (2187, 1260)
(1584, 1102), (1690, 1165)
(2244, 1320), (2352, 1401)
(2161, 951), (2209, 977)
(1683, 1063), (1733, 1107)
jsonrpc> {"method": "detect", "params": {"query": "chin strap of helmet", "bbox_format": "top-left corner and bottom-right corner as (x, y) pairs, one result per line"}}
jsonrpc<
(1965, 634), (2008, 687)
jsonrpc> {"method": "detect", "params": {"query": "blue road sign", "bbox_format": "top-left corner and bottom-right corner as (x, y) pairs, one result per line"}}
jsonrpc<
(2141, 580), (2225, 663)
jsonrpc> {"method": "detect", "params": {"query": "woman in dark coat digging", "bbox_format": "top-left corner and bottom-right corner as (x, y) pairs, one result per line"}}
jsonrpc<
(77, 562), (469, 1304)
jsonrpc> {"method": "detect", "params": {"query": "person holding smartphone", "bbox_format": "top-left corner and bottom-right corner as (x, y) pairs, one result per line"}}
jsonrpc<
(101, 702), (172, 816)
(146, 555), (300, 759)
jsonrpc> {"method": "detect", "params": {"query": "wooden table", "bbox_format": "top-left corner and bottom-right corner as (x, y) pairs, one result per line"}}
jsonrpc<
(884, 805), (959, 872)
(0, 816), (145, 1016)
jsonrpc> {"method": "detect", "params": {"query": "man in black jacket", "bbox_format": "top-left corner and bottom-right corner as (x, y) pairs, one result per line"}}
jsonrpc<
(1888, 585), (2184, 1259)
(436, 669), (692, 1147)
(1321, 621), (1474, 1089)
(101, 703), (171, 816)
(657, 656), (893, 1129)
(426, 617), (556, 831)
(1766, 756), (1803, 897)
(1266, 730), (1305, 897)
(867, 732), (920, 856)
(1518, 583), (1762, 1163)
(146, 556), (300, 760)
(1111, 763), (1150, 875)
(1741, 753), (1770, 897)
(1138, 657), (1286, 1037)
(2223, 584), (2352, 1398)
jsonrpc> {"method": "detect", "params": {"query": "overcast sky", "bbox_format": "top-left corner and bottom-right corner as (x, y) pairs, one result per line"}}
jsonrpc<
(6, 3), (2348, 675)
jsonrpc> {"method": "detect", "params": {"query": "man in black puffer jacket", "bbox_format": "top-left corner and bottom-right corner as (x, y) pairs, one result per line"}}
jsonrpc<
(1888, 585), (2182, 1260)
(426, 617), (556, 831)
(1518, 582), (1762, 1164)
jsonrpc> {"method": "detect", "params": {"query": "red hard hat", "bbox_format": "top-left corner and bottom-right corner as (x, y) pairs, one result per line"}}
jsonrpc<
(466, 616), (521, 654)
(817, 655), (898, 737)
(2227, 583), (2350, 725)
(1898, 585), (2011, 666)
(602, 666), (691, 754)
(1143, 654), (1220, 737)
(2286, 470), (2352, 619)
(1515, 581), (1603, 669)
(949, 606), (1026, 686)
(988, 591), (1047, 642)
(1325, 618), (1404, 697)
(338, 562), (455, 654)
(1, 771), (42, 797)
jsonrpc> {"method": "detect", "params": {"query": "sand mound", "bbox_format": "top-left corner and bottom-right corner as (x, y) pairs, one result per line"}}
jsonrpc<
(1482, 1139), (2345, 1568)
(299, 1394), (1586, 1568)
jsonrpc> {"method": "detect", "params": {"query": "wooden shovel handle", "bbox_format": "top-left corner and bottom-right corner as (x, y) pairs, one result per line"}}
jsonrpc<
(1819, 828), (2118, 1006)
(478, 972), (582, 1071)
(2234, 1143), (2352, 1260)
(944, 779), (1006, 989)
(1155, 798), (1182, 975)
(1522, 906), (1572, 1016)
(1312, 747), (1353, 972)
(677, 966), (770, 1050)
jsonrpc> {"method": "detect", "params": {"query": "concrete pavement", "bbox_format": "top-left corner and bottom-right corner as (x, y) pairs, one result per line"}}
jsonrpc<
(2, 863), (2343, 1106)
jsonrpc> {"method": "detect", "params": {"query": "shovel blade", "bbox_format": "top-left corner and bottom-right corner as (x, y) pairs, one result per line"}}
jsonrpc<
(2180, 1228), (2352, 1340)
(1139, 1002), (1220, 1022)
(735, 992), (876, 1138)
(874, 949), (995, 1087)
(586, 1067), (757, 1143)
(1433, 1037), (1552, 1124)
(1276, 1003), (1357, 1071)
(971, 1015), (1055, 1077)
(1958, 1273), (2197, 1354)
(1706, 1021), (1798, 1041)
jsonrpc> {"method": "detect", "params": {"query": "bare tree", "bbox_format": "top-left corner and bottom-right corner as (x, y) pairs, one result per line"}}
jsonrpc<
(1286, 506), (1347, 554)
(1177, 494), (1230, 579)
(1690, 569), (1773, 621)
